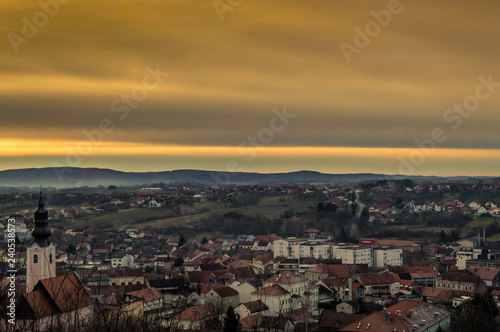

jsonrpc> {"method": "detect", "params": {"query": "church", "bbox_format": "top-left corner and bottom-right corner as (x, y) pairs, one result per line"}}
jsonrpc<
(13, 191), (95, 331)
(26, 190), (56, 292)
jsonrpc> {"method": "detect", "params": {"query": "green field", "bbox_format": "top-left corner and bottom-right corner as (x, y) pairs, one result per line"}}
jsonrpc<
(486, 233), (500, 242)
(464, 217), (497, 229)
(54, 196), (318, 230)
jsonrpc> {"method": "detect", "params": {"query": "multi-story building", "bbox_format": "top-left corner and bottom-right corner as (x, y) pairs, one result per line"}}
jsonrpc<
(435, 270), (486, 295)
(251, 284), (292, 315)
(273, 238), (331, 259)
(335, 246), (373, 267)
(373, 247), (403, 267)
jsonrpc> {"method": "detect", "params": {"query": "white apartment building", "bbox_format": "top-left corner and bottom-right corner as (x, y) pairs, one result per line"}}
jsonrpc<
(335, 246), (373, 267)
(273, 238), (331, 259)
(373, 247), (403, 267)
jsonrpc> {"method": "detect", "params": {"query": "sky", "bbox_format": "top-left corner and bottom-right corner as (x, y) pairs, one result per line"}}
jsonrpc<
(1, 0), (499, 176)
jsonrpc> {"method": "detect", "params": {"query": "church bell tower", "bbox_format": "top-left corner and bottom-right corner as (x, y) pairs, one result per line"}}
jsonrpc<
(26, 190), (56, 292)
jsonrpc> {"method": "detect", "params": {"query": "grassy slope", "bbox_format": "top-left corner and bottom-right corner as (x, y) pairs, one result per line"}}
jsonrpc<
(54, 196), (317, 230)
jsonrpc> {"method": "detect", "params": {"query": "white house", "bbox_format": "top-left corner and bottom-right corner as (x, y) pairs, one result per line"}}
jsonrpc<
(250, 284), (292, 316)
(486, 201), (498, 209)
(111, 253), (135, 268)
(477, 206), (489, 216)
(469, 201), (482, 211)
(149, 199), (161, 208)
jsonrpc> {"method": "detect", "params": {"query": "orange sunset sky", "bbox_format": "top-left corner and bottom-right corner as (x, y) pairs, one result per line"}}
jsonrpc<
(1, 0), (499, 176)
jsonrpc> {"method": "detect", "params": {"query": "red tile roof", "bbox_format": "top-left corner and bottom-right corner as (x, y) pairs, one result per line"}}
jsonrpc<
(127, 287), (162, 302)
(265, 272), (307, 284)
(38, 272), (93, 313)
(241, 300), (268, 313)
(358, 272), (399, 286)
(212, 285), (239, 298)
(252, 284), (289, 296)
(22, 290), (54, 318)
(173, 303), (218, 321)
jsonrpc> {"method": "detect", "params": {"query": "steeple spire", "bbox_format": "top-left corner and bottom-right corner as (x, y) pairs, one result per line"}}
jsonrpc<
(32, 189), (51, 246)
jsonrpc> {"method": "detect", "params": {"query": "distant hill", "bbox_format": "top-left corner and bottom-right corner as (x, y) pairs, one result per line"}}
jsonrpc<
(0, 167), (494, 189)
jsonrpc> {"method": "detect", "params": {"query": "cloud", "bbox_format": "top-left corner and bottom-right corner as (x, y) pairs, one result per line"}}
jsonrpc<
(0, 0), (499, 174)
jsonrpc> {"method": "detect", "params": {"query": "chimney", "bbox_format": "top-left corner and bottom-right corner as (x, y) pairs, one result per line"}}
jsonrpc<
(484, 228), (486, 245)
(348, 277), (353, 301)
(383, 307), (387, 320)
(388, 312), (392, 323)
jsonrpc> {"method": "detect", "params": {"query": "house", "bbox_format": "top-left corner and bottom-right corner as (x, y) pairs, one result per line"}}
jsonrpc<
(421, 286), (453, 303)
(203, 285), (239, 309)
(148, 199), (161, 208)
(336, 301), (359, 314)
(467, 268), (500, 287)
(444, 201), (458, 214)
(98, 293), (144, 329)
(92, 243), (113, 257)
(357, 272), (400, 295)
(478, 206), (489, 215)
(186, 271), (216, 287)
(305, 228), (320, 239)
(305, 264), (329, 282)
(407, 266), (438, 286)
(238, 279), (263, 303)
(317, 312), (364, 332)
(171, 303), (219, 330)
(490, 289), (500, 306)
(108, 268), (145, 286)
(250, 284), (292, 316)
(428, 201), (442, 212)
(485, 201), (498, 208)
(413, 202), (427, 213)
(264, 272), (310, 298)
(489, 207), (500, 217)
(235, 300), (269, 319)
(111, 253), (135, 268)
(316, 278), (347, 302)
(153, 257), (174, 271)
(435, 270), (486, 295)
(425, 243), (442, 256)
(16, 272), (95, 332)
(127, 287), (163, 312)
(469, 200), (482, 211)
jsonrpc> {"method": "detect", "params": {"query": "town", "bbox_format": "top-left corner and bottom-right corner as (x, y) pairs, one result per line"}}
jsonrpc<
(1, 179), (500, 331)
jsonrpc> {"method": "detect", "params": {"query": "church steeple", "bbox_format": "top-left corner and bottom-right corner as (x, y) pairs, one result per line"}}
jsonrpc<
(31, 190), (51, 246)
(26, 189), (56, 292)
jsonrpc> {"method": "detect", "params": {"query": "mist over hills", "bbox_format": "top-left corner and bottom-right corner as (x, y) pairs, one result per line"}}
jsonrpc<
(0, 167), (495, 189)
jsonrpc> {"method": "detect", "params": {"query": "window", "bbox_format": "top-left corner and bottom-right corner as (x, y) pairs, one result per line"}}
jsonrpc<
(50, 254), (53, 263)
(34, 254), (38, 264)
